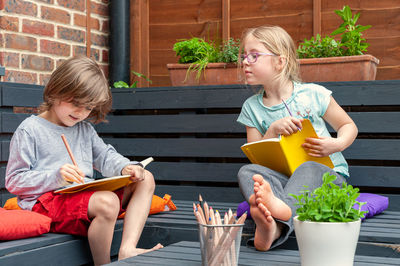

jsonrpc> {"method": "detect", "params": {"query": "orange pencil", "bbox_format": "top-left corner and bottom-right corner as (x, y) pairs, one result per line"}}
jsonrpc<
(61, 134), (84, 183)
(61, 134), (78, 167)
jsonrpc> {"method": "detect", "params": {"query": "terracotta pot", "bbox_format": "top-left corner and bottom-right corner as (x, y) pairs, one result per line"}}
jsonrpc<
(167, 62), (242, 86)
(299, 54), (379, 82)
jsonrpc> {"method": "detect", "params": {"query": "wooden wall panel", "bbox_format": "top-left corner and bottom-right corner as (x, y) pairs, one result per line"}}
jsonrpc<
(136, 0), (400, 87)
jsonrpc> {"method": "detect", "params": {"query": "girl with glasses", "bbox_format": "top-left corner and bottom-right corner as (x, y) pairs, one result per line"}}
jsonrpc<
(237, 26), (358, 251)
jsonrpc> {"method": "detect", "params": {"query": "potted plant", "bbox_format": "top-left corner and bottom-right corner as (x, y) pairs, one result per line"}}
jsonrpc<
(290, 172), (367, 266)
(298, 5), (379, 82)
(113, 70), (152, 88)
(167, 37), (241, 86)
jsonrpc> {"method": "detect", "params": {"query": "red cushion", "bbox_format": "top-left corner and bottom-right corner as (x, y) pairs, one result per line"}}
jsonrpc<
(0, 207), (52, 240)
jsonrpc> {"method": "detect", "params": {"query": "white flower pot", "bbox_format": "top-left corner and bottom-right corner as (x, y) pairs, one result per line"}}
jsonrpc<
(293, 216), (361, 266)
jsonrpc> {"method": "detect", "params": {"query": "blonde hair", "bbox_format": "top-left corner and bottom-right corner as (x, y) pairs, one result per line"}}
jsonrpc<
(39, 56), (111, 124)
(240, 25), (301, 86)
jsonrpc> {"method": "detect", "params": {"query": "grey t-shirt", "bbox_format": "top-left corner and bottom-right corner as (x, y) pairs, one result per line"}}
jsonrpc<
(6, 115), (137, 210)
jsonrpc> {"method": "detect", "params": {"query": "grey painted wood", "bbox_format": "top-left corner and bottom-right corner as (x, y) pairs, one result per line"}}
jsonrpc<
(107, 241), (400, 265)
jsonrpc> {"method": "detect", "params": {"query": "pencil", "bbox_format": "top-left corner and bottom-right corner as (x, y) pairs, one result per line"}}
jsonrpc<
(199, 194), (204, 210)
(61, 134), (78, 167)
(209, 212), (247, 266)
(61, 134), (84, 184)
(282, 99), (301, 131)
(204, 201), (210, 224)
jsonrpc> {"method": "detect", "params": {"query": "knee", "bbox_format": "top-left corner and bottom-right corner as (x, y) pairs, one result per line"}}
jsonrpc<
(141, 170), (156, 193)
(238, 164), (254, 182)
(92, 192), (120, 220)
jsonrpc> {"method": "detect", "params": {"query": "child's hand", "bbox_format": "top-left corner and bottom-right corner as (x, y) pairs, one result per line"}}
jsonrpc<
(270, 117), (302, 137)
(122, 164), (145, 181)
(302, 136), (341, 157)
(60, 164), (85, 184)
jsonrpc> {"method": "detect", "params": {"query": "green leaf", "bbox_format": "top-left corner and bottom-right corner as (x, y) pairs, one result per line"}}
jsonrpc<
(113, 81), (129, 88)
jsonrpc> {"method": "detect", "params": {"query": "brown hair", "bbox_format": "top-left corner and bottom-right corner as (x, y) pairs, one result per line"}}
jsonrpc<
(240, 25), (301, 85)
(39, 56), (111, 124)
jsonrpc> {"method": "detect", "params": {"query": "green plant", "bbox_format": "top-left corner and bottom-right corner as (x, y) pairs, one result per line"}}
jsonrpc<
(172, 37), (240, 81)
(113, 70), (152, 88)
(297, 5), (371, 58)
(290, 172), (367, 222)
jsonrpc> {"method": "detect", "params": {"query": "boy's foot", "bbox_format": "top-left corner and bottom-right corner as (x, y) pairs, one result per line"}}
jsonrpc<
(249, 194), (282, 251)
(253, 174), (292, 221)
(119, 243), (164, 260)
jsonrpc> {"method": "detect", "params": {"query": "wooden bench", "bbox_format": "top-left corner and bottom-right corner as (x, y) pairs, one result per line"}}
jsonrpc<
(1, 80), (400, 264)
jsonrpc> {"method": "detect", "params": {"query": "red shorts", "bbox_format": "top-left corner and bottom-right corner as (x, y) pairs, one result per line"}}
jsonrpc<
(32, 189), (125, 236)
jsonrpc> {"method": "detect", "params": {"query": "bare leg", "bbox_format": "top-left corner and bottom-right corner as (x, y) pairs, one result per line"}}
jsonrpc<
(118, 170), (163, 260)
(87, 191), (121, 266)
(250, 193), (283, 251)
(253, 174), (292, 221)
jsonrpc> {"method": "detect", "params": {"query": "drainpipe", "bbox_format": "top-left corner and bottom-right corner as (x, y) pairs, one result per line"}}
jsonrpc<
(109, 0), (130, 86)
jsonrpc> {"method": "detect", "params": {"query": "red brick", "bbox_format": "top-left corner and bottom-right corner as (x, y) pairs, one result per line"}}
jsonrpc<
(58, 26), (85, 43)
(5, 34), (37, 52)
(102, 49), (108, 63)
(41, 6), (70, 24)
(0, 0), (4, 10)
(90, 1), (108, 17)
(0, 33), (3, 51)
(57, 0), (84, 12)
(73, 14), (100, 30)
(40, 40), (70, 56)
(0, 16), (18, 31)
(5, 69), (37, 84)
(73, 45), (86, 56)
(4, 0), (37, 17)
(101, 20), (109, 33)
(40, 73), (52, 85)
(23, 19), (54, 37)
(21, 54), (54, 71)
(2, 52), (19, 67)
(13, 107), (38, 114)
(91, 32), (108, 47)
(73, 45), (100, 61)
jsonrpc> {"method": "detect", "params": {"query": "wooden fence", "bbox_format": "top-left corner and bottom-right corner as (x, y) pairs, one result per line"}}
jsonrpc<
(130, 0), (400, 87)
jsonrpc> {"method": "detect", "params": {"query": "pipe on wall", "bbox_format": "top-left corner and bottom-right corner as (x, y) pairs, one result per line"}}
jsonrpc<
(109, 0), (130, 85)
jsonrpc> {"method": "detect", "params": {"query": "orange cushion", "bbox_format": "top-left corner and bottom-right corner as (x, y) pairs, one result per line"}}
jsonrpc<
(118, 194), (177, 219)
(0, 207), (52, 240)
(3, 197), (22, 210)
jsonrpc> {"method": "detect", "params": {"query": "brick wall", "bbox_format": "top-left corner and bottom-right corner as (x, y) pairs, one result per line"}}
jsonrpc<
(0, 0), (109, 85)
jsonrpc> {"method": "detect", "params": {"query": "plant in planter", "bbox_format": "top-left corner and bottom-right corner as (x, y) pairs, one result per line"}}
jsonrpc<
(297, 5), (379, 82)
(290, 172), (367, 266)
(167, 37), (241, 86)
(113, 70), (152, 88)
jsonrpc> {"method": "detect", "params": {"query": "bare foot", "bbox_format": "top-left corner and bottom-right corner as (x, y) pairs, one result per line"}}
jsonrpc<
(118, 243), (164, 260)
(253, 174), (292, 221)
(249, 194), (283, 251)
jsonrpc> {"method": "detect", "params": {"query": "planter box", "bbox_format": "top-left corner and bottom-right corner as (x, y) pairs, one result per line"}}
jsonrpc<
(167, 63), (241, 86)
(299, 54), (379, 82)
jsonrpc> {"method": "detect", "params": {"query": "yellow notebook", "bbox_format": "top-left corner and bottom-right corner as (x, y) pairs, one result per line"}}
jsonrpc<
(55, 157), (154, 194)
(240, 120), (334, 176)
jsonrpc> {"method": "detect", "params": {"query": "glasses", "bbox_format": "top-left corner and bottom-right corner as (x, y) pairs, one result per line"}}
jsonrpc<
(240, 52), (276, 64)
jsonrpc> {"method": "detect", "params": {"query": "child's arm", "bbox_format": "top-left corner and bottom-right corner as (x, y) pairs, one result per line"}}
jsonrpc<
(303, 96), (358, 157)
(6, 130), (72, 196)
(90, 128), (141, 177)
(246, 117), (303, 143)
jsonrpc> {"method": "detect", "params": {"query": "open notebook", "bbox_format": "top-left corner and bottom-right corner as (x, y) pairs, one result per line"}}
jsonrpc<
(55, 157), (153, 194)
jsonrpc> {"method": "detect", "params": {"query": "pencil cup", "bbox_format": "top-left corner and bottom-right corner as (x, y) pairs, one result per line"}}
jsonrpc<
(198, 223), (244, 266)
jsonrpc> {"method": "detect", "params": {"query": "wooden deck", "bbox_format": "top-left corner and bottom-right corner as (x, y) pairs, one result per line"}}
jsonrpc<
(107, 241), (400, 265)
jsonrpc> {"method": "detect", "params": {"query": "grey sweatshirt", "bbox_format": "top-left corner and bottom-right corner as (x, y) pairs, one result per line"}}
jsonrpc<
(6, 115), (137, 210)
